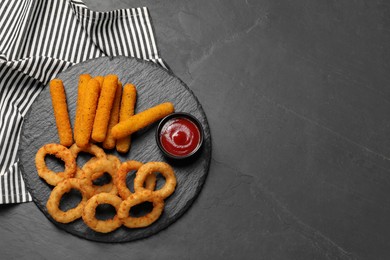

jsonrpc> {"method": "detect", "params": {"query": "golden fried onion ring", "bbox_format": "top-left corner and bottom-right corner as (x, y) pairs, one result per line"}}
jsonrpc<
(115, 160), (157, 200)
(69, 143), (107, 179)
(82, 193), (123, 233)
(82, 155), (120, 195)
(35, 143), (77, 186)
(134, 162), (176, 199)
(118, 190), (164, 228)
(46, 178), (93, 223)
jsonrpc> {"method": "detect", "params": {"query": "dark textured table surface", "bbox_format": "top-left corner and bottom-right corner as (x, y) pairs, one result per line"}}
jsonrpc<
(1, 0), (390, 259)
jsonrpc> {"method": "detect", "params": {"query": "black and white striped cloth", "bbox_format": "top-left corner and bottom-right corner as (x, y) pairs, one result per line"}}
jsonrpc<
(0, 0), (167, 204)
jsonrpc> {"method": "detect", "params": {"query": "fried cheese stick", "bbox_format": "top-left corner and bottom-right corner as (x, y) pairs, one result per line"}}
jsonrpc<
(94, 75), (104, 91)
(116, 83), (137, 153)
(102, 81), (123, 149)
(111, 102), (174, 139)
(92, 74), (118, 142)
(49, 79), (73, 147)
(76, 78), (101, 148)
(74, 74), (91, 142)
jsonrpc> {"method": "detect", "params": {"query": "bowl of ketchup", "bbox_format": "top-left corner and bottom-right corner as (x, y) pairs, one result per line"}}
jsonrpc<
(156, 112), (204, 159)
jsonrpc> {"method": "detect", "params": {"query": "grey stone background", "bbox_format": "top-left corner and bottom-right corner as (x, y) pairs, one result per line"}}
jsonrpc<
(1, 0), (390, 259)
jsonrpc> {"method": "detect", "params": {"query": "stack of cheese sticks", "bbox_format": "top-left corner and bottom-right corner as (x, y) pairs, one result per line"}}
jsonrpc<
(49, 74), (174, 154)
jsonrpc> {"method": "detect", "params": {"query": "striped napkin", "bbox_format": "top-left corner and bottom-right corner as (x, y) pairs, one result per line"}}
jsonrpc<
(0, 0), (167, 204)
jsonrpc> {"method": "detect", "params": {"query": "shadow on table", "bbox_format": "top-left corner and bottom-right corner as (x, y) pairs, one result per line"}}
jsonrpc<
(0, 203), (18, 212)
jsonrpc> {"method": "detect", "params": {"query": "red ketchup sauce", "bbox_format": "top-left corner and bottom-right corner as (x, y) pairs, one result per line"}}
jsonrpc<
(159, 117), (201, 157)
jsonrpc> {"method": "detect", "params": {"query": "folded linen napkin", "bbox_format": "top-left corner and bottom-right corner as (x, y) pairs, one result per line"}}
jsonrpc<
(0, 0), (167, 204)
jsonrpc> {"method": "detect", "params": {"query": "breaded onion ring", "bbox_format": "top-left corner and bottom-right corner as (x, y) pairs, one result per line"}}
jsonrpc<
(69, 143), (106, 179)
(35, 143), (77, 186)
(115, 160), (157, 200)
(82, 155), (120, 195)
(118, 190), (164, 228)
(82, 193), (123, 233)
(46, 178), (94, 223)
(134, 162), (176, 199)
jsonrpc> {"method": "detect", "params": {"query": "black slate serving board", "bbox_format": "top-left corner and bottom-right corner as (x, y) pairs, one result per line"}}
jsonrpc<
(18, 56), (211, 242)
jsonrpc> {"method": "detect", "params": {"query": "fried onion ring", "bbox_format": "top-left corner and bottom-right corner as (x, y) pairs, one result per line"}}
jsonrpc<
(35, 143), (77, 186)
(46, 178), (93, 223)
(69, 143), (106, 179)
(118, 190), (164, 228)
(82, 155), (120, 195)
(115, 160), (157, 200)
(134, 162), (176, 199)
(82, 193), (123, 233)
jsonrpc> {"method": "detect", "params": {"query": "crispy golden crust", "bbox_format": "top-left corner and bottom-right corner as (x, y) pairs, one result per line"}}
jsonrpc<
(115, 160), (157, 200)
(76, 78), (101, 148)
(94, 75), (104, 91)
(40, 143), (175, 231)
(102, 81), (123, 150)
(118, 190), (164, 228)
(111, 102), (174, 139)
(74, 74), (91, 144)
(46, 178), (94, 223)
(35, 143), (76, 186)
(116, 83), (136, 153)
(82, 193), (123, 233)
(49, 79), (73, 147)
(92, 74), (118, 142)
(134, 162), (176, 199)
(82, 155), (120, 195)
(69, 143), (107, 179)
(69, 143), (106, 158)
